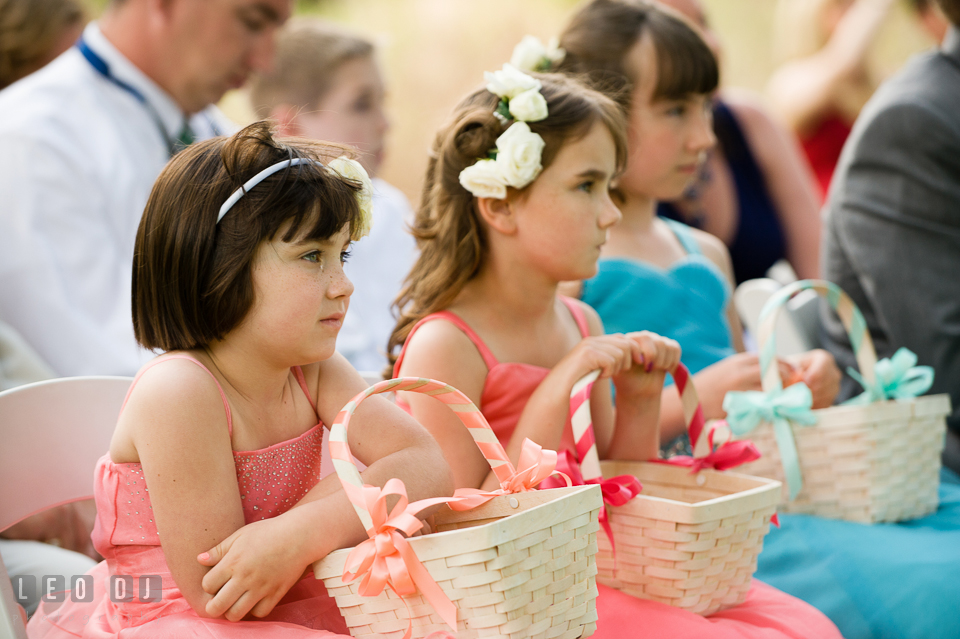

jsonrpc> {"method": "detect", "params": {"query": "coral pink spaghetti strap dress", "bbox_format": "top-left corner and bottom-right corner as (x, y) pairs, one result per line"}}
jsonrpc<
(27, 354), (352, 638)
(394, 297), (843, 639)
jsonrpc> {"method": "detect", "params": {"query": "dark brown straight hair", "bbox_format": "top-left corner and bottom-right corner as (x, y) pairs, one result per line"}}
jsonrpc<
(133, 121), (363, 351)
(386, 73), (628, 374)
(556, 0), (719, 109)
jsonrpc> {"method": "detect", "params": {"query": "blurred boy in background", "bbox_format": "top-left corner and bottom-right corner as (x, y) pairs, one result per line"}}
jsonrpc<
(250, 19), (417, 374)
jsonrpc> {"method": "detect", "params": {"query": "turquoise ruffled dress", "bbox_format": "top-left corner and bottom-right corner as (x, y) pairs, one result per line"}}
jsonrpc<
(582, 218), (960, 639)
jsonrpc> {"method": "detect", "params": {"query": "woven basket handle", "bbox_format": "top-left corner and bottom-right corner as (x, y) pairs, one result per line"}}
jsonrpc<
(328, 378), (519, 533)
(756, 279), (877, 393)
(571, 362), (709, 481)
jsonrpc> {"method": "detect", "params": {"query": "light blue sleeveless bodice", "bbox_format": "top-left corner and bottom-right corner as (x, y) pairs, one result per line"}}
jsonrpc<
(582, 219), (735, 378)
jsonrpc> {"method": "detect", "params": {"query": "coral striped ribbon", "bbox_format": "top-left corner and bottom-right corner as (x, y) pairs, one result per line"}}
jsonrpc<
(568, 362), (761, 485)
(572, 363), (730, 477)
(562, 362), (763, 550)
(329, 378), (518, 532)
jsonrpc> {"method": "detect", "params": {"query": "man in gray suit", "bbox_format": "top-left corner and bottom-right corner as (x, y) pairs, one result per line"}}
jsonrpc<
(821, 0), (960, 474)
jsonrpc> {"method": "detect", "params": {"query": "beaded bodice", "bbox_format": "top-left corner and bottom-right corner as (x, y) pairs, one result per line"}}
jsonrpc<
(92, 425), (324, 552)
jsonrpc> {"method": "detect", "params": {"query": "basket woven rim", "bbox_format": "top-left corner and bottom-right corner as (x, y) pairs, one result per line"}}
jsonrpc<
(313, 483), (601, 580)
(804, 392), (951, 428)
(599, 461), (782, 524)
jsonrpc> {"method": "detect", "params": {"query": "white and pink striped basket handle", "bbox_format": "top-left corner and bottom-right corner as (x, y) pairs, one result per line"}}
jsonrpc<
(571, 363), (720, 480)
(328, 378), (520, 532)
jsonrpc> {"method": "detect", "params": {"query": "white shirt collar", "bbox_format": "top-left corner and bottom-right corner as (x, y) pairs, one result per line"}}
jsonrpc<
(81, 22), (189, 140)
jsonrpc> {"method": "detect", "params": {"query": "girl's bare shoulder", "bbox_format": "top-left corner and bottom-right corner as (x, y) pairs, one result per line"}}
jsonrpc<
(111, 353), (229, 462)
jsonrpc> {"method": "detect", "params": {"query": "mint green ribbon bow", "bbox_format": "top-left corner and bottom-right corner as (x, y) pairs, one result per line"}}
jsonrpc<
(723, 383), (817, 500)
(842, 347), (934, 406)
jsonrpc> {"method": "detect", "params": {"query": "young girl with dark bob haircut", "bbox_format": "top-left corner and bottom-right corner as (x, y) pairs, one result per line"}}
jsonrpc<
(28, 121), (453, 639)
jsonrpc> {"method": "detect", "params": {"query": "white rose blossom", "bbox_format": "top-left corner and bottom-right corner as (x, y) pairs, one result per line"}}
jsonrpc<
(508, 88), (548, 122)
(484, 63), (541, 100)
(494, 122), (544, 189)
(510, 36), (548, 73)
(459, 159), (508, 199)
(458, 64), (550, 198)
(328, 156), (373, 239)
(510, 35), (566, 73)
(544, 37), (566, 66)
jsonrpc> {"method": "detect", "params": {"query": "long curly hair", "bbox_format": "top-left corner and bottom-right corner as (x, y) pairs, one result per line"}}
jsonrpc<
(385, 73), (628, 375)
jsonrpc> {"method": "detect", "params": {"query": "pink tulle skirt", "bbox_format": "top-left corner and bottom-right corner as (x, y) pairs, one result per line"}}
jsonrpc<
(27, 561), (351, 638)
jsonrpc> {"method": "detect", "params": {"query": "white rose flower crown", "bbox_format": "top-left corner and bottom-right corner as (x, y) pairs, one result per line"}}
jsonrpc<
(458, 37), (565, 200)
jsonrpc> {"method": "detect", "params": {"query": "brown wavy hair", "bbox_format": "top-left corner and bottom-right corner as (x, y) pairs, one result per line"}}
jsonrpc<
(133, 121), (363, 351)
(385, 73), (628, 374)
(555, 0), (719, 109)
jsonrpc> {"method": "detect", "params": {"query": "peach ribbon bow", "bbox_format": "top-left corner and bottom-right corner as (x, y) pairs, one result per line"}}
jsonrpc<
(341, 478), (458, 638)
(448, 438), (569, 511)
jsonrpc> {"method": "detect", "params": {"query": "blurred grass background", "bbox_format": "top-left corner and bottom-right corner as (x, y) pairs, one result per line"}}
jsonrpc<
(82, 0), (939, 204)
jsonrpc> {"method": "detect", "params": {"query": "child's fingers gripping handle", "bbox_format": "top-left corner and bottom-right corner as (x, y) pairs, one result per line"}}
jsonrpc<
(570, 362), (711, 471)
(756, 279), (878, 393)
(329, 377), (519, 531)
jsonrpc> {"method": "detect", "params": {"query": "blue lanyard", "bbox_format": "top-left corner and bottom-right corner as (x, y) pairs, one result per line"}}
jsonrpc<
(76, 36), (222, 157)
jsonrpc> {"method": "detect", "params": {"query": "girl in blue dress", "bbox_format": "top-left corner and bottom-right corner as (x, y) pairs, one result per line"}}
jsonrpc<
(554, 2), (960, 638)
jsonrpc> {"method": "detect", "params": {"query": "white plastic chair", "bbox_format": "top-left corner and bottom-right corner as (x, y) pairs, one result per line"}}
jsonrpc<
(734, 278), (822, 357)
(0, 376), (133, 639)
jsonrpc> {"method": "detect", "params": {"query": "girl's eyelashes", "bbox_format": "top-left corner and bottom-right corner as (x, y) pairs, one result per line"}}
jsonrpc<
(340, 248), (352, 265)
(236, 8), (268, 33)
(665, 103), (687, 117)
(301, 250), (323, 264)
(578, 180), (596, 193)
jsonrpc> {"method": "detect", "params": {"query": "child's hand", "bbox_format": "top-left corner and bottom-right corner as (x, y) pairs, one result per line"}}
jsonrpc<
(197, 514), (312, 621)
(612, 331), (681, 399)
(556, 333), (647, 384)
(785, 349), (841, 408)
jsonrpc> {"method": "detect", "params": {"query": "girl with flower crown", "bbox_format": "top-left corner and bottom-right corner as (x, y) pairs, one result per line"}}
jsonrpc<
(387, 57), (842, 637)
(27, 122), (454, 639)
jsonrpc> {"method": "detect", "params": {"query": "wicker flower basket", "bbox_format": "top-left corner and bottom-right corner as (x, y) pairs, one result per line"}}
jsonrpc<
(566, 364), (781, 615)
(313, 377), (603, 639)
(727, 279), (950, 523)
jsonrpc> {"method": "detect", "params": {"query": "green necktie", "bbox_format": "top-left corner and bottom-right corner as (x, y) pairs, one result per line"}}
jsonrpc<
(174, 122), (195, 152)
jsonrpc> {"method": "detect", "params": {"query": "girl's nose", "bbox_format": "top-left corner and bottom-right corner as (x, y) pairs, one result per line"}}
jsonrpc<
(377, 107), (390, 135)
(329, 270), (355, 299)
(599, 191), (623, 229)
(688, 106), (717, 154)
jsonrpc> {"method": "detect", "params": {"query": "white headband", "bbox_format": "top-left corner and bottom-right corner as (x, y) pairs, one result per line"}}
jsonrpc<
(217, 157), (321, 223)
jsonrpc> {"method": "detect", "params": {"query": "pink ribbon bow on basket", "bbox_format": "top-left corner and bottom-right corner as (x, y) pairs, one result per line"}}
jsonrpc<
(655, 363), (762, 472)
(540, 449), (642, 552)
(653, 364), (777, 525)
(327, 377), (578, 639)
(342, 479), (458, 636)
(449, 437), (569, 511)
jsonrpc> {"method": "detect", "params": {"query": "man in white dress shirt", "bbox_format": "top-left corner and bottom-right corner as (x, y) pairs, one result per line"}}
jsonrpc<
(0, 0), (292, 378)
(0, 0), (293, 617)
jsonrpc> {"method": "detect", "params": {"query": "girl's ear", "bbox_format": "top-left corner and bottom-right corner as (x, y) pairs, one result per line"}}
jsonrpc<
(476, 196), (518, 235)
